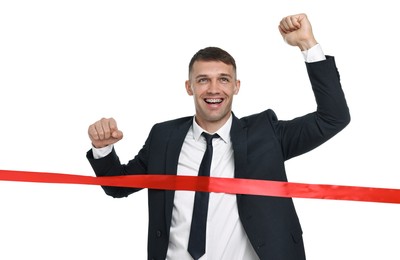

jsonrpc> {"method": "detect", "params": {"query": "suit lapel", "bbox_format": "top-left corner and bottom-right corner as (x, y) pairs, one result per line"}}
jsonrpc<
(163, 114), (247, 228)
(165, 118), (192, 175)
(230, 113), (248, 179)
(164, 117), (192, 228)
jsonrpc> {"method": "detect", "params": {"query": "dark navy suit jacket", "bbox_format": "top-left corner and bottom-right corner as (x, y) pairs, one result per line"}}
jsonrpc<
(87, 56), (350, 260)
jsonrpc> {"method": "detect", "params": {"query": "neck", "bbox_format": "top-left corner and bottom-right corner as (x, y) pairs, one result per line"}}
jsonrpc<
(195, 113), (231, 133)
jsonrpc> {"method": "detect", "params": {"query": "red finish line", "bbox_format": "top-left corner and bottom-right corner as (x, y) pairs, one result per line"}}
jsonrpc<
(1, 169), (400, 204)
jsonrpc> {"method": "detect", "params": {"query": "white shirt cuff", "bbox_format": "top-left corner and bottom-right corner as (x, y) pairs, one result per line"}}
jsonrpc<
(92, 145), (113, 159)
(302, 44), (326, 63)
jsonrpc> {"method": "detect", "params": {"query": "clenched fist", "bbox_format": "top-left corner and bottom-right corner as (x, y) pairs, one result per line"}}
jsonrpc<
(88, 117), (123, 148)
(279, 13), (317, 51)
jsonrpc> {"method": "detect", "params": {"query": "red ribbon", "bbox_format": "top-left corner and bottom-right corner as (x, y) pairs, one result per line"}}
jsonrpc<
(1, 169), (400, 204)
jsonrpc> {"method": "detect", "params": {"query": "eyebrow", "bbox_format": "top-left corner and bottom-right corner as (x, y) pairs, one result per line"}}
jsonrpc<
(195, 73), (233, 80)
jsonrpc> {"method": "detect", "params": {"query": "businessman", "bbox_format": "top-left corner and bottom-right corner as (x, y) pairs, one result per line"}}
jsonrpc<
(87, 13), (350, 260)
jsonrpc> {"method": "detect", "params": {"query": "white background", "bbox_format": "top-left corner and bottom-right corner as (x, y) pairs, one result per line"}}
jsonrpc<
(1, 1), (399, 259)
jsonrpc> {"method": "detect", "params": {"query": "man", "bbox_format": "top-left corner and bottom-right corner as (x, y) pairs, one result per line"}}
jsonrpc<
(87, 13), (350, 260)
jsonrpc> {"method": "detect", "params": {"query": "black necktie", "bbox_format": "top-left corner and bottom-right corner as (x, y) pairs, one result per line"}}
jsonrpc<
(188, 132), (219, 260)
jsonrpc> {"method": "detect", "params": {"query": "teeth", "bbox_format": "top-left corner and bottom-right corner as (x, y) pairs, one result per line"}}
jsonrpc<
(205, 98), (222, 104)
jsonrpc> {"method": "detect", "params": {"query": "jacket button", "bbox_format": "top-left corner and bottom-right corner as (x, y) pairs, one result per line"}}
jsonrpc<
(156, 230), (162, 237)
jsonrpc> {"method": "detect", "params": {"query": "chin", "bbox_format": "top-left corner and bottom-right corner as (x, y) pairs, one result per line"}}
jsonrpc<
(205, 113), (229, 123)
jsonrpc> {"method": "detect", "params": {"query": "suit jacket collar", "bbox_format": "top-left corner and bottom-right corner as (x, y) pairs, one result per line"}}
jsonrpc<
(164, 117), (192, 228)
(230, 112), (248, 179)
(163, 113), (247, 227)
(165, 117), (193, 176)
(165, 113), (248, 178)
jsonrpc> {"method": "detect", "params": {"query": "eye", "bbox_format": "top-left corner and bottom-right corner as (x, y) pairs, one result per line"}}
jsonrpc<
(197, 78), (209, 83)
(219, 77), (230, 83)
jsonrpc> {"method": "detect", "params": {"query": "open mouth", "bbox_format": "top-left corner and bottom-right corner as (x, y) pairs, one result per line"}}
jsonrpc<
(204, 98), (223, 104)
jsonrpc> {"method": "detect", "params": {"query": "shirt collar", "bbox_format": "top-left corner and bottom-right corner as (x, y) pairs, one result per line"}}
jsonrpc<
(192, 114), (232, 144)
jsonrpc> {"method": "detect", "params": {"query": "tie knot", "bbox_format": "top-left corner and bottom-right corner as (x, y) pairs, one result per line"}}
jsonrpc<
(202, 132), (219, 145)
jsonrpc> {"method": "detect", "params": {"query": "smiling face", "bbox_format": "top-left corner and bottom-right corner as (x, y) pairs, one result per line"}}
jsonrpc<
(185, 60), (240, 132)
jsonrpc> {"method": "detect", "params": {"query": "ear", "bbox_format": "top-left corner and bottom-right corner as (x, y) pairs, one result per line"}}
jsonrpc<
(185, 80), (193, 96)
(234, 80), (241, 95)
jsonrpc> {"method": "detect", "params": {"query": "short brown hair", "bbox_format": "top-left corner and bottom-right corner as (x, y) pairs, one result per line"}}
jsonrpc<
(188, 47), (237, 77)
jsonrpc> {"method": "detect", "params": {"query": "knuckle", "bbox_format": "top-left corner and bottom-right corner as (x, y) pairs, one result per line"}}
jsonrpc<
(104, 129), (111, 136)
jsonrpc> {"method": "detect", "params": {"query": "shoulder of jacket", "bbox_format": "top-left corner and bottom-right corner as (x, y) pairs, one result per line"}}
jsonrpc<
(236, 109), (278, 124)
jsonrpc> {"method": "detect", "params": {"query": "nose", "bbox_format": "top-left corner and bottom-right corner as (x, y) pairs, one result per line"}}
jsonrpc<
(207, 79), (220, 94)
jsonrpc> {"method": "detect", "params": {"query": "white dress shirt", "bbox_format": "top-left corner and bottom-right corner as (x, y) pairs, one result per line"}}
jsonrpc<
(92, 44), (326, 260)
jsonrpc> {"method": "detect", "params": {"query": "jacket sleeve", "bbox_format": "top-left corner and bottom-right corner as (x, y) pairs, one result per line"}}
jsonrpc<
(272, 56), (351, 161)
(86, 125), (154, 198)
